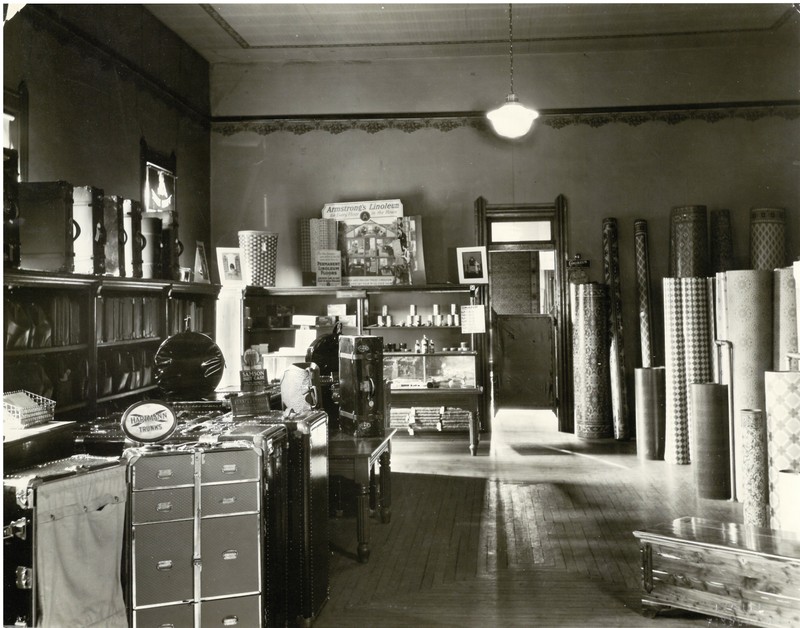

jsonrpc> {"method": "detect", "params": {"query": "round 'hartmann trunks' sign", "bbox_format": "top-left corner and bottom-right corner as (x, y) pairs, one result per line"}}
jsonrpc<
(120, 400), (177, 444)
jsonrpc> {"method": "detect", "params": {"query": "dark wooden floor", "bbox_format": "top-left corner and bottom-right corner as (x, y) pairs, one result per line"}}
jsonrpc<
(318, 410), (744, 627)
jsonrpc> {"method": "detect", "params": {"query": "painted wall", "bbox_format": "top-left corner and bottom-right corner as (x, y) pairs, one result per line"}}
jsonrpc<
(210, 27), (799, 393)
(3, 5), (211, 271)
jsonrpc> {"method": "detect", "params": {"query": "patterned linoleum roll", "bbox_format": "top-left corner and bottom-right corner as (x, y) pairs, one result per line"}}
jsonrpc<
(706, 277), (719, 380)
(750, 207), (785, 271)
(774, 267), (798, 371)
(795, 261), (800, 349)
(740, 409), (769, 527)
(709, 209), (734, 274)
(634, 220), (655, 369)
(765, 371), (800, 531)
(634, 367), (666, 460)
(680, 278), (712, 453)
(691, 383), (730, 499)
(573, 282), (612, 439)
(670, 205), (708, 278)
(723, 270), (773, 498)
(603, 218), (629, 441)
(714, 272), (730, 383)
(663, 278), (689, 464)
(776, 470), (800, 534)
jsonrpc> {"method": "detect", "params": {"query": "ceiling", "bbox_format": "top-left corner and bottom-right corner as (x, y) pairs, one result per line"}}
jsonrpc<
(145, 3), (798, 65)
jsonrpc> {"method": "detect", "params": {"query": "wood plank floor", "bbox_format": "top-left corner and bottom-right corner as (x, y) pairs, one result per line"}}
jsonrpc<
(317, 409), (745, 627)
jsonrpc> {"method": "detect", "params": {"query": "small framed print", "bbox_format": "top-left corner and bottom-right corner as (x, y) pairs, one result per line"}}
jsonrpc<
(456, 246), (488, 284)
(216, 247), (243, 285)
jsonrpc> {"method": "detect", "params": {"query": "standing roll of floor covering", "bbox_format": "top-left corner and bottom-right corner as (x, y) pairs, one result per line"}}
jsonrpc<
(681, 278), (713, 457)
(706, 277), (719, 382)
(716, 270), (773, 498)
(750, 207), (786, 271)
(709, 209), (734, 274)
(795, 261), (800, 349)
(776, 470), (800, 534)
(663, 278), (689, 464)
(690, 383), (730, 499)
(634, 367), (666, 460)
(573, 282), (612, 439)
(603, 218), (629, 440)
(774, 267), (798, 371)
(670, 205), (708, 278)
(634, 220), (656, 369)
(765, 371), (800, 531)
(740, 409), (770, 527)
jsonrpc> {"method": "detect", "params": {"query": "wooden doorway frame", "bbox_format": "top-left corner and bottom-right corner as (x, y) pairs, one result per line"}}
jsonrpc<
(474, 195), (572, 433)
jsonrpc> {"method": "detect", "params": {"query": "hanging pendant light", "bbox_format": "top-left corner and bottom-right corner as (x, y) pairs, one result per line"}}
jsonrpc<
(487, 3), (538, 139)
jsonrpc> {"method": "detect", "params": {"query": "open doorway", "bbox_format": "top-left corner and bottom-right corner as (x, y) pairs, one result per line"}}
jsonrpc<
(474, 196), (571, 433)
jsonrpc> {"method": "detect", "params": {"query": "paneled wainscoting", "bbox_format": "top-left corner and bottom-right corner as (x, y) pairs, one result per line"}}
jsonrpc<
(319, 409), (744, 627)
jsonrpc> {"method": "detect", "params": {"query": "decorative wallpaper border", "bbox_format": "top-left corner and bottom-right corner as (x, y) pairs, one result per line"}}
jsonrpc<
(212, 102), (800, 136)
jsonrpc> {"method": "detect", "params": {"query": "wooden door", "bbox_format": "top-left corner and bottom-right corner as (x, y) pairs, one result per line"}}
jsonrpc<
(495, 314), (555, 409)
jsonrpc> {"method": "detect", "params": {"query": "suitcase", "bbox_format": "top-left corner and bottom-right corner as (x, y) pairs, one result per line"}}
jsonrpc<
(216, 420), (290, 628)
(3, 454), (126, 627)
(256, 410), (329, 625)
(18, 181), (75, 272)
(4, 148), (20, 269)
(102, 195), (126, 277)
(124, 441), (263, 627)
(71, 185), (105, 275)
(151, 209), (183, 281)
(122, 198), (143, 279)
(339, 335), (385, 437)
(3, 420), (76, 472)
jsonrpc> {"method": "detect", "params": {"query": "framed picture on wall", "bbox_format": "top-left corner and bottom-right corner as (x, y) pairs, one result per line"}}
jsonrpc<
(456, 246), (488, 284)
(140, 137), (177, 213)
(216, 247), (243, 285)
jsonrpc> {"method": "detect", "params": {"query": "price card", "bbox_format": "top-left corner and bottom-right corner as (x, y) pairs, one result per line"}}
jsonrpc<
(460, 304), (486, 334)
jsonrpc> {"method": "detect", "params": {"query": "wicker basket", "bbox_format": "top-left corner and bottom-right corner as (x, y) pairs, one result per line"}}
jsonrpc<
(4, 390), (56, 429)
(238, 230), (278, 287)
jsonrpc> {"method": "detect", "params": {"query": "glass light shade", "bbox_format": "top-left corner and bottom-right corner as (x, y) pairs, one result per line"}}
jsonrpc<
(487, 94), (539, 139)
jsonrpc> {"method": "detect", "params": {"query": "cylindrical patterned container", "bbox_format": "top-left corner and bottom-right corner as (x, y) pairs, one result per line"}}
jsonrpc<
(765, 371), (800, 531)
(573, 282), (612, 439)
(602, 217), (629, 441)
(634, 367), (666, 460)
(750, 207), (785, 271)
(691, 383), (730, 499)
(776, 470), (800, 534)
(774, 267), (798, 371)
(670, 205), (708, 278)
(740, 408), (770, 527)
(634, 220), (656, 368)
(663, 278), (689, 464)
(709, 209), (734, 274)
(140, 216), (163, 279)
(238, 230), (278, 287)
(718, 270), (773, 497)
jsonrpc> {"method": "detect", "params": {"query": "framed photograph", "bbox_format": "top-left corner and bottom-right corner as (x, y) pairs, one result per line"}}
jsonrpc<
(216, 246), (243, 285)
(456, 246), (488, 284)
(194, 241), (210, 284)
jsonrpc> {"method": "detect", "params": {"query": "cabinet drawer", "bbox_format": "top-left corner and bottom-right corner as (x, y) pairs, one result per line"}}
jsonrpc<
(132, 487), (194, 524)
(201, 482), (259, 517)
(130, 452), (195, 490)
(200, 449), (259, 484)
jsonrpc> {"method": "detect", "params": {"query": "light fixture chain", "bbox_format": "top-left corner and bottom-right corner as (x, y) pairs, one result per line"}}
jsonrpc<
(508, 3), (514, 95)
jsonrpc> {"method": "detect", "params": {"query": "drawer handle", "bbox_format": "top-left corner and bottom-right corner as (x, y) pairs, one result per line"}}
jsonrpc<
(223, 616), (239, 626)
(157, 469), (174, 479)
(158, 624), (175, 628)
(156, 560), (173, 571)
(221, 464), (238, 474)
(220, 496), (236, 505)
(156, 502), (173, 512)
(222, 549), (238, 561)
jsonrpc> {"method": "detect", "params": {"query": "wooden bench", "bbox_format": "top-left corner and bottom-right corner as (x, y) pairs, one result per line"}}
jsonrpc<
(633, 517), (800, 627)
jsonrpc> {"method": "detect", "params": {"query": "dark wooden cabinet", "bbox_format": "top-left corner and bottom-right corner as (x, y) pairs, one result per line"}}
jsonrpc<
(3, 269), (220, 421)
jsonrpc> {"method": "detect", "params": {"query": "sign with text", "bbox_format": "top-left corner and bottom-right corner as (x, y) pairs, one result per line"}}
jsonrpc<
(316, 249), (342, 286)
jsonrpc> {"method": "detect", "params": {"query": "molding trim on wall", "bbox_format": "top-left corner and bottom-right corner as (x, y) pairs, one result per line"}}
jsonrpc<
(22, 5), (210, 127)
(212, 100), (800, 136)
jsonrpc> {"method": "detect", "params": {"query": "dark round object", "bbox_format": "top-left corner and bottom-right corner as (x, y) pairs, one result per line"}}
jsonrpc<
(154, 330), (225, 400)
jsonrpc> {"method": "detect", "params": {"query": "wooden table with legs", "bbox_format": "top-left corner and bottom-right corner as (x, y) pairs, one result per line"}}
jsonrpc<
(328, 429), (396, 563)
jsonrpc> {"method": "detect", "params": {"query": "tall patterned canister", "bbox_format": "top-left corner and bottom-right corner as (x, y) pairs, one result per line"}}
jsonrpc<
(239, 230), (278, 287)
(669, 205), (708, 278)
